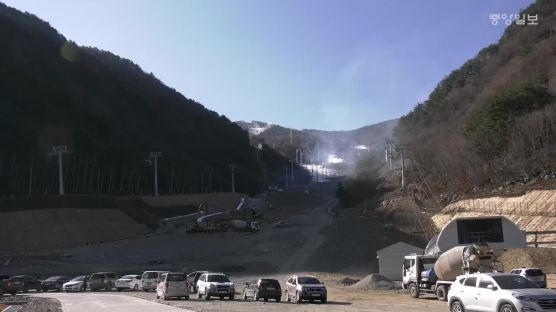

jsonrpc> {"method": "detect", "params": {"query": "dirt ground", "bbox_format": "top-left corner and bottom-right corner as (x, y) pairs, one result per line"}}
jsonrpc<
(124, 273), (446, 312)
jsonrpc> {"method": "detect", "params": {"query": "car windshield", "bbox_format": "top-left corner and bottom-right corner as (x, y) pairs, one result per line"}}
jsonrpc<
(143, 272), (159, 279)
(167, 274), (185, 282)
(207, 275), (230, 283)
(260, 279), (280, 287)
(121, 275), (135, 279)
(525, 269), (544, 276)
(46, 276), (60, 281)
(71, 276), (85, 282)
(493, 275), (539, 289)
(298, 277), (321, 284)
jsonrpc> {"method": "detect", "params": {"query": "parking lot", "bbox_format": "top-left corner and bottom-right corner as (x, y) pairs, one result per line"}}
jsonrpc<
(119, 273), (448, 312)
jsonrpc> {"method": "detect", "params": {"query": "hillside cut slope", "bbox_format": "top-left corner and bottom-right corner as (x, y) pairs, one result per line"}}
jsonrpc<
(396, 0), (556, 195)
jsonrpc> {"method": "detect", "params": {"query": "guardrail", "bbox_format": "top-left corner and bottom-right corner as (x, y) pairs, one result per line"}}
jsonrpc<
(442, 201), (556, 217)
(526, 230), (556, 247)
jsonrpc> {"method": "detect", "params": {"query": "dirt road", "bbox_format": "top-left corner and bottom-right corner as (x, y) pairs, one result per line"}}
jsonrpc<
(32, 293), (192, 312)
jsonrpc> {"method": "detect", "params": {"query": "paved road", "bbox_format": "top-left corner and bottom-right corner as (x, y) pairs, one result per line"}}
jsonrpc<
(33, 293), (193, 312)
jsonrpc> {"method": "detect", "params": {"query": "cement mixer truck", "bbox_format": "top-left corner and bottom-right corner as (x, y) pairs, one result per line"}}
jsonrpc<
(402, 244), (497, 301)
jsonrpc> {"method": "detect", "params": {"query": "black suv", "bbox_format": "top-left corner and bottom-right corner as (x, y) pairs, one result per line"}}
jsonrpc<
(9, 275), (42, 293)
(41, 276), (70, 292)
(0, 274), (16, 295)
(243, 278), (281, 302)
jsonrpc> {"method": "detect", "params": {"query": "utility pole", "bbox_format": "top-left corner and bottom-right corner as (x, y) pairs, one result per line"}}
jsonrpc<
(147, 152), (162, 196)
(290, 160), (294, 186)
(396, 145), (409, 188)
(284, 166), (289, 189)
(229, 164), (236, 193)
(48, 146), (71, 195)
(385, 139), (396, 170)
(317, 141), (320, 164)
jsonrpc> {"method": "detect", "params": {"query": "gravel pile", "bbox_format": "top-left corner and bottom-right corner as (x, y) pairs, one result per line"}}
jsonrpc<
(351, 274), (401, 291)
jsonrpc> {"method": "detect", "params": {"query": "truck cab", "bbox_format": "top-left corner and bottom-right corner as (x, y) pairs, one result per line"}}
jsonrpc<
(402, 254), (444, 299)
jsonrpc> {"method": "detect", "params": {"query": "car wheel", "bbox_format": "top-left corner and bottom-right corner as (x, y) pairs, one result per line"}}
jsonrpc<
(436, 285), (447, 301)
(254, 291), (259, 301)
(408, 283), (419, 298)
(242, 291), (247, 300)
(450, 300), (465, 312)
(499, 303), (516, 312)
(286, 291), (291, 302)
(133, 284), (138, 291)
(197, 291), (202, 299)
(321, 297), (327, 304)
(229, 295), (234, 300)
(276, 296), (281, 302)
(220, 296), (224, 300)
(264, 298), (268, 302)
(185, 295), (189, 300)
(296, 292), (302, 303)
(204, 289), (210, 300)
(10, 291), (16, 296)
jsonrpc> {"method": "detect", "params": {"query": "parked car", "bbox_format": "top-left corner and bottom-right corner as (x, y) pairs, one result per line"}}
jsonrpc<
(63, 275), (88, 292)
(510, 267), (547, 288)
(9, 275), (41, 293)
(0, 274), (16, 296)
(186, 271), (209, 293)
(448, 272), (556, 312)
(89, 272), (118, 291)
(156, 272), (189, 300)
(196, 273), (235, 300)
(115, 275), (142, 291)
(141, 271), (168, 292)
(284, 275), (327, 303)
(243, 278), (281, 302)
(41, 276), (70, 292)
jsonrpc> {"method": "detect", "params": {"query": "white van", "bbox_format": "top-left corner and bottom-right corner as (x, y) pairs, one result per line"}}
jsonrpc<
(156, 272), (189, 300)
(141, 271), (168, 291)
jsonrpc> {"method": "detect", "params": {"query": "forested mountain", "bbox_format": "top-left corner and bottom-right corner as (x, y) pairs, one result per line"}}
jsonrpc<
(236, 119), (398, 164)
(396, 0), (556, 196)
(0, 2), (304, 196)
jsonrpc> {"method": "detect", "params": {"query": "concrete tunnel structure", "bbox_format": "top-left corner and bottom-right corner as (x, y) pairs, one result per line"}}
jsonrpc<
(425, 216), (527, 255)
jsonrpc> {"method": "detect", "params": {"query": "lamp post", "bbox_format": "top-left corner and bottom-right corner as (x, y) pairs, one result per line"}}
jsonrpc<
(147, 152), (162, 196)
(48, 146), (71, 195)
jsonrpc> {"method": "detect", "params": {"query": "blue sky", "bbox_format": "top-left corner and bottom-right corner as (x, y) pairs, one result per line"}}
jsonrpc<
(4, 0), (534, 130)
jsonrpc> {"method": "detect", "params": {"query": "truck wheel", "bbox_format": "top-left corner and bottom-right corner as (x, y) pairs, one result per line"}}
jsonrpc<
(499, 303), (516, 312)
(450, 300), (464, 312)
(436, 285), (447, 301)
(408, 283), (419, 298)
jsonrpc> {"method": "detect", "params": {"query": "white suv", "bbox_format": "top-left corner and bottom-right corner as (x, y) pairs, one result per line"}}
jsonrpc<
(196, 273), (235, 300)
(510, 268), (547, 288)
(448, 273), (556, 312)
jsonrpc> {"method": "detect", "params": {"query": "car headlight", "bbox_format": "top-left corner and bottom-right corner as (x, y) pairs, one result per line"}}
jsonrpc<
(512, 293), (537, 302)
